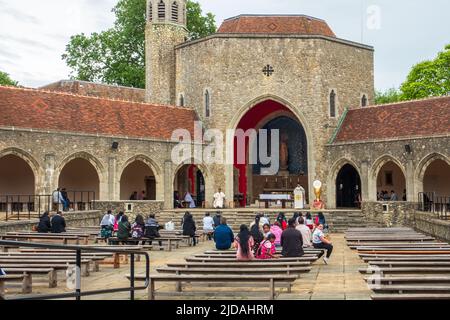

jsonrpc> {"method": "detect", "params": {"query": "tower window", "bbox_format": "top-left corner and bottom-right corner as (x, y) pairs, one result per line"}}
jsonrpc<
(158, 0), (165, 20)
(361, 94), (368, 107)
(148, 2), (153, 21)
(205, 90), (211, 117)
(330, 90), (336, 118)
(179, 94), (184, 107)
(171, 1), (179, 22)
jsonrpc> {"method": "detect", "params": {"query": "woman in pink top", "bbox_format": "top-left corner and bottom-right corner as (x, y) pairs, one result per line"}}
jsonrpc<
(270, 222), (283, 246)
(233, 225), (255, 261)
(256, 234), (277, 260)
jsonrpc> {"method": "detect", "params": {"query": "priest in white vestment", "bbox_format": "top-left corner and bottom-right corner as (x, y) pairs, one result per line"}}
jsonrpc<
(213, 188), (226, 209)
(294, 185), (306, 209)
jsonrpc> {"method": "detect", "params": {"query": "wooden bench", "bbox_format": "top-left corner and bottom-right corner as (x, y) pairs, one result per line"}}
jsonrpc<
(370, 284), (450, 294)
(371, 293), (450, 300)
(167, 261), (312, 269)
(0, 261), (91, 277)
(0, 234), (81, 245)
(368, 261), (450, 267)
(0, 256), (100, 272)
(107, 237), (182, 251)
(131, 274), (299, 300)
(157, 266), (312, 276)
(364, 275), (450, 284)
(2, 268), (57, 288)
(186, 256), (318, 263)
(7, 232), (91, 245)
(359, 267), (450, 275)
(0, 274), (32, 296)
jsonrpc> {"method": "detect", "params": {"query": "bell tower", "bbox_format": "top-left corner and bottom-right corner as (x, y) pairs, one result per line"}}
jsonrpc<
(145, 0), (188, 105)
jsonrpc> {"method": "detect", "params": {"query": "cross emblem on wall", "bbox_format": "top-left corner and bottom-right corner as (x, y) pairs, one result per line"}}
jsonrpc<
(263, 65), (274, 77)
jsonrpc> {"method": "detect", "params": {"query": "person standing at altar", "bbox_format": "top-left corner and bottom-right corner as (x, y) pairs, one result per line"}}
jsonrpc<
(213, 188), (226, 209)
(294, 185), (306, 209)
(184, 191), (196, 208)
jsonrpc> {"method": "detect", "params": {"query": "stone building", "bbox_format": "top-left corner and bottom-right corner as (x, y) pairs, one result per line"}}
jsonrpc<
(0, 0), (448, 211)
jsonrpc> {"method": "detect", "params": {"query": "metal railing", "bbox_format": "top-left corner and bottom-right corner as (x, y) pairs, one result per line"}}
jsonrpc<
(0, 191), (96, 222)
(0, 240), (150, 300)
(0, 195), (52, 221)
(418, 192), (450, 220)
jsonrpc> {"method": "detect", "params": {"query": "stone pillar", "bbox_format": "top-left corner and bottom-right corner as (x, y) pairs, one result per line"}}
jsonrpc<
(406, 158), (416, 202)
(361, 160), (370, 202)
(44, 153), (56, 195)
(164, 161), (173, 210)
(108, 157), (118, 200)
(43, 153), (56, 212)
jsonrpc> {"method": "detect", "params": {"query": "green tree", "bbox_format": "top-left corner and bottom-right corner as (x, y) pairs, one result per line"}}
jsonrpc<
(0, 71), (18, 86)
(400, 44), (450, 100)
(375, 87), (402, 104)
(62, 0), (216, 88)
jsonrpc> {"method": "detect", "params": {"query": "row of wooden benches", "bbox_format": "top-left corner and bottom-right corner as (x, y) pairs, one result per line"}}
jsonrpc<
(131, 248), (323, 300)
(346, 227), (450, 300)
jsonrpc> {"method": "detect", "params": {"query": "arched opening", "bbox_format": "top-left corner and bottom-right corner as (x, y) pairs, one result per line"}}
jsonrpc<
(329, 90), (336, 118)
(361, 94), (368, 107)
(148, 1), (153, 21)
(174, 164), (205, 208)
(0, 155), (35, 196)
(171, 1), (179, 22)
(423, 159), (450, 198)
(234, 99), (308, 207)
(158, 0), (165, 20)
(205, 90), (211, 117)
(336, 164), (361, 208)
(58, 158), (100, 201)
(120, 161), (156, 200)
(376, 161), (406, 201)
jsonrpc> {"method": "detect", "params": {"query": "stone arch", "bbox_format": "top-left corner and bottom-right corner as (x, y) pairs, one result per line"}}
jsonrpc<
(369, 155), (407, 201)
(119, 155), (163, 201)
(226, 94), (315, 204)
(173, 158), (215, 208)
(327, 158), (362, 209)
(0, 147), (42, 195)
(416, 153), (450, 197)
(55, 152), (107, 200)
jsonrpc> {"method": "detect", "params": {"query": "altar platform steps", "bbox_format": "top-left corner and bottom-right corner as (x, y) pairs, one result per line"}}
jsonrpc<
(157, 209), (377, 233)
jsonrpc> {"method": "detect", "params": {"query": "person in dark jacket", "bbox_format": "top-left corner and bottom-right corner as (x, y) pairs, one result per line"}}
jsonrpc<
(37, 212), (51, 233)
(144, 214), (163, 249)
(182, 213), (197, 246)
(117, 215), (131, 244)
(214, 217), (234, 250)
(51, 211), (66, 233)
(280, 218), (304, 257)
(213, 212), (222, 229)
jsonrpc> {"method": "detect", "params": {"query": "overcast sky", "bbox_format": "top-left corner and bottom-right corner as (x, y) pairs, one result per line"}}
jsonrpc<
(1, 0), (449, 90)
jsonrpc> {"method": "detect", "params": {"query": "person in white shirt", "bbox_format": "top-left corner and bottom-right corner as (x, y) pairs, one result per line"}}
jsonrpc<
(213, 188), (226, 209)
(100, 210), (115, 227)
(312, 224), (333, 264)
(296, 217), (312, 248)
(203, 213), (215, 240)
(52, 188), (64, 211)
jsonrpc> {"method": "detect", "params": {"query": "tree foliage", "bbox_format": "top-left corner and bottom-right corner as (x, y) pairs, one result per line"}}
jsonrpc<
(376, 44), (450, 104)
(62, 0), (216, 88)
(0, 71), (18, 86)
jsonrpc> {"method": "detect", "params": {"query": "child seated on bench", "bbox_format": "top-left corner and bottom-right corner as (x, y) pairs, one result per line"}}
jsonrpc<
(256, 233), (278, 260)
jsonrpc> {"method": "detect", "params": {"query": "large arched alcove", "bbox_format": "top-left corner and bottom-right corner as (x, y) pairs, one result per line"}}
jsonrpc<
(423, 159), (450, 198)
(0, 154), (36, 196)
(336, 163), (362, 208)
(232, 99), (309, 207)
(173, 164), (205, 208)
(375, 161), (406, 201)
(120, 160), (156, 200)
(58, 158), (100, 201)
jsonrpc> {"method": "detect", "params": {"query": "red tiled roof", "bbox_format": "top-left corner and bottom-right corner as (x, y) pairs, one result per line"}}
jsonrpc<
(0, 86), (198, 140)
(217, 15), (336, 37)
(334, 97), (450, 143)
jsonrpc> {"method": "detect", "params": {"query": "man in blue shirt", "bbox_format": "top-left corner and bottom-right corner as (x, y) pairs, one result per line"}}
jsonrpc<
(213, 217), (234, 250)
